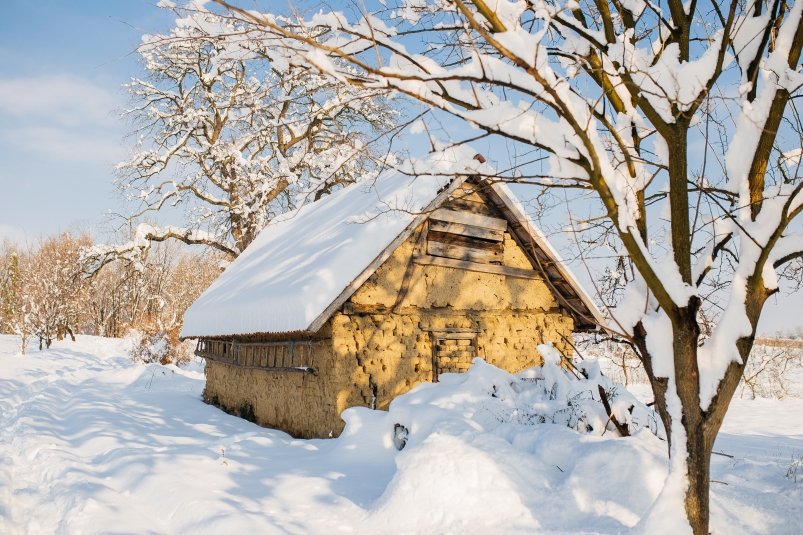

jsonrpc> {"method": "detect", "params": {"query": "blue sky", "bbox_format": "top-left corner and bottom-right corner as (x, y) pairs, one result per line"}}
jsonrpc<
(0, 1), (800, 334)
(0, 0), (173, 242)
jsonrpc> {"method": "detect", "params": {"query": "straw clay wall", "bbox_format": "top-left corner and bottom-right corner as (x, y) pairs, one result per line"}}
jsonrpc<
(203, 327), (350, 438)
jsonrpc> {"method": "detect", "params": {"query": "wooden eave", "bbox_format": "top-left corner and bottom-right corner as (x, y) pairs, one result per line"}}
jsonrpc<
(191, 330), (330, 343)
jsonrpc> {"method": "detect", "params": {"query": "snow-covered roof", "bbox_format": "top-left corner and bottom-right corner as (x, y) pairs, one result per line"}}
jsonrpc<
(181, 150), (602, 338)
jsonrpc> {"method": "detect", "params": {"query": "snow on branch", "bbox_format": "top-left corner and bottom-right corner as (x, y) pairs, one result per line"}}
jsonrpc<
(115, 2), (400, 258)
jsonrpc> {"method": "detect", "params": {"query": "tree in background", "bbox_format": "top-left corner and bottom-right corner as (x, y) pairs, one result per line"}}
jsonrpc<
(0, 247), (31, 354)
(207, 0), (803, 532)
(1, 233), (219, 363)
(1, 234), (90, 351)
(82, 238), (221, 363)
(122, 243), (221, 364)
(28, 233), (93, 349)
(107, 4), (398, 262)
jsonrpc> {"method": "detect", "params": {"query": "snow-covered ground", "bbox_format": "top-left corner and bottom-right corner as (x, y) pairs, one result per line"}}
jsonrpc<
(0, 335), (801, 534)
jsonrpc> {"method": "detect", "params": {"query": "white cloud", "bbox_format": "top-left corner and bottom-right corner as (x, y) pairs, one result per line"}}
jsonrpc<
(0, 74), (125, 164)
(0, 125), (124, 164)
(0, 74), (120, 127)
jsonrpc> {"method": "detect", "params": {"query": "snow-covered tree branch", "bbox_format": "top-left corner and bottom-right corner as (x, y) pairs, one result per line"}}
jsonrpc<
(114, 4), (399, 259)
(205, 0), (803, 532)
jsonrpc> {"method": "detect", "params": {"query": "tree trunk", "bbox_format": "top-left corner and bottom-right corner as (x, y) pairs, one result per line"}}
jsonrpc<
(682, 416), (713, 535)
(672, 303), (711, 535)
(640, 300), (721, 535)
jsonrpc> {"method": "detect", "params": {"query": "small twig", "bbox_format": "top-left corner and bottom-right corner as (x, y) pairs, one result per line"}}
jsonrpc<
(712, 450), (734, 459)
(710, 480), (729, 485)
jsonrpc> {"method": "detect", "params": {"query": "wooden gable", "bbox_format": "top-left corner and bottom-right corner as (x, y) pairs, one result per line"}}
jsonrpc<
(417, 181), (599, 330)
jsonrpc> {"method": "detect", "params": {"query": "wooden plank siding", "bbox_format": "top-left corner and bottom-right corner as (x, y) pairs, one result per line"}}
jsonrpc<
(427, 205), (507, 265)
(430, 208), (508, 231)
(446, 197), (497, 216)
(426, 241), (502, 264)
(426, 230), (503, 252)
(195, 339), (323, 373)
(428, 219), (504, 241)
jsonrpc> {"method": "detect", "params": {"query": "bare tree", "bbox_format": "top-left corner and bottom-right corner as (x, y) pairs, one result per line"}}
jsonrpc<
(27, 234), (93, 349)
(205, 0), (803, 532)
(83, 235), (221, 361)
(741, 339), (803, 397)
(0, 246), (31, 354)
(107, 4), (398, 263)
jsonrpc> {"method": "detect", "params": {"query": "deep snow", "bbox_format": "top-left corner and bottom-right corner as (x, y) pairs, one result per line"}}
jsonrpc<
(0, 335), (801, 534)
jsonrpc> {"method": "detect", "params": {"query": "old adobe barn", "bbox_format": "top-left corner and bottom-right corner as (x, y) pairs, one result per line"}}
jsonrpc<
(181, 155), (602, 438)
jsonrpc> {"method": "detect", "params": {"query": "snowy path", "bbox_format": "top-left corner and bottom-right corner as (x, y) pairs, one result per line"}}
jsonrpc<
(1, 336), (801, 534)
(0, 338), (378, 534)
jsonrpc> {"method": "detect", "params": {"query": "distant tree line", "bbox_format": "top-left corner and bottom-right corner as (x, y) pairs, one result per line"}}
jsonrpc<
(0, 232), (219, 362)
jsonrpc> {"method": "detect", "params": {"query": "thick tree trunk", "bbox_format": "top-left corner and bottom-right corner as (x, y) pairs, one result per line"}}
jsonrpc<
(682, 415), (713, 535)
(640, 300), (722, 535)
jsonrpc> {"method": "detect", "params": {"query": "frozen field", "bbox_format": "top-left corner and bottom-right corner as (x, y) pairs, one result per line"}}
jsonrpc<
(0, 335), (801, 534)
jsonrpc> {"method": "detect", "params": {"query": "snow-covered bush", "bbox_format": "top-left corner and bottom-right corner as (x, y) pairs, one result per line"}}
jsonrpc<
(339, 345), (664, 455)
(128, 328), (193, 366)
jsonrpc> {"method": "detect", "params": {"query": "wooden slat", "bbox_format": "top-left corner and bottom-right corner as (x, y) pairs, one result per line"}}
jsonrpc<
(342, 302), (392, 314)
(446, 197), (497, 216)
(437, 349), (476, 359)
(307, 177), (470, 333)
(437, 346), (476, 352)
(415, 254), (541, 279)
(427, 231), (503, 253)
(438, 350), (476, 359)
(433, 332), (477, 340)
(454, 190), (485, 203)
(427, 241), (501, 263)
(206, 357), (317, 374)
(430, 208), (507, 231)
(429, 219), (503, 241)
